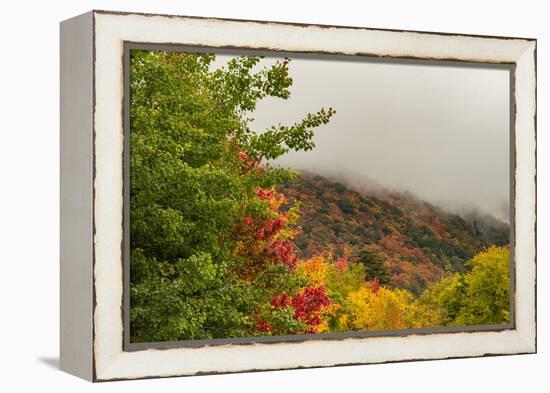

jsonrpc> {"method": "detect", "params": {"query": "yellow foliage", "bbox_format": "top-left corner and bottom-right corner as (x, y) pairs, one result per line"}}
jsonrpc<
(295, 247), (510, 333)
(405, 301), (442, 328)
(345, 286), (412, 331)
(298, 254), (330, 286)
(316, 303), (341, 333)
(268, 191), (287, 212)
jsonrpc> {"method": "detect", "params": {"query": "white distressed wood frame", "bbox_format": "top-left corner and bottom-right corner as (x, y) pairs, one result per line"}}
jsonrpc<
(60, 10), (537, 382)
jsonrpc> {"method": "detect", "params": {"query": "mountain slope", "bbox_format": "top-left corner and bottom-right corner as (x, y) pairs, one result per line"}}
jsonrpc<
(280, 172), (509, 295)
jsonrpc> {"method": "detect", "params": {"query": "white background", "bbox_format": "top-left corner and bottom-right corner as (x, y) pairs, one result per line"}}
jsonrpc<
(0, 0), (546, 391)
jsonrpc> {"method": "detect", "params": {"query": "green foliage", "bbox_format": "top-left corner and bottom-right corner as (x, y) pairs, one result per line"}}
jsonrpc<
(410, 273), (466, 326)
(337, 199), (354, 214)
(412, 246), (510, 326)
(455, 246), (511, 325)
(325, 262), (366, 301)
(129, 50), (333, 342)
(354, 249), (391, 285)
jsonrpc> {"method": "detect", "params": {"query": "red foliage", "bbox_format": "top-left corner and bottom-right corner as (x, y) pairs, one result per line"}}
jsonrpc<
(292, 286), (331, 323)
(235, 149), (265, 173)
(271, 293), (292, 308)
(256, 214), (286, 239)
(255, 317), (273, 334)
(271, 286), (331, 333)
(257, 187), (274, 200)
(371, 276), (380, 294)
(335, 256), (349, 271)
(234, 199), (298, 270)
(265, 239), (298, 268)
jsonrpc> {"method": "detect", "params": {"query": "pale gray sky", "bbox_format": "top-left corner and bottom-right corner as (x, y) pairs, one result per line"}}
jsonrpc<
(215, 54), (510, 222)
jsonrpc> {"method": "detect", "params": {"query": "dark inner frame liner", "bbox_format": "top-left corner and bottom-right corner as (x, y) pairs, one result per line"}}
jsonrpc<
(122, 41), (517, 351)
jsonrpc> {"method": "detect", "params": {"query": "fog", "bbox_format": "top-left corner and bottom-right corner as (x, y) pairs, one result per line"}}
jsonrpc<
(215, 54), (510, 222)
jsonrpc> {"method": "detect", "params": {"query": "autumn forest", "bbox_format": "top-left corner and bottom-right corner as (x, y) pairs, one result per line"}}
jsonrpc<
(129, 50), (511, 343)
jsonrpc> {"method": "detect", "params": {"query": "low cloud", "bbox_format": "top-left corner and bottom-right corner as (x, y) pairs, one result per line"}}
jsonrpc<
(248, 56), (510, 223)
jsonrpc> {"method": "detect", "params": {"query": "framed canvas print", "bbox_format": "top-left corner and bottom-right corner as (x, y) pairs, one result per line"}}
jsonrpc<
(60, 10), (537, 382)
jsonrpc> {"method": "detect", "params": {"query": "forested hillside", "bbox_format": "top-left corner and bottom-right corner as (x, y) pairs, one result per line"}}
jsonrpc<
(280, 173), (509, 295)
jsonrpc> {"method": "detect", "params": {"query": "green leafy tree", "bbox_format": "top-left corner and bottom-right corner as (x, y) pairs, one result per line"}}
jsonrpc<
(410, 273), (467, 326)
(129, 50), (333, 342)
(410, 246), (510, 327)
(354, 248), (391, 285)
(454, 246), (510, 325)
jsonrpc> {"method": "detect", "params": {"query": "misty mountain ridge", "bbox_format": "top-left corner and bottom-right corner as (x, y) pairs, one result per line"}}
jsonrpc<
(279, 172), (509, 295)
(283, 167), (509, 223)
